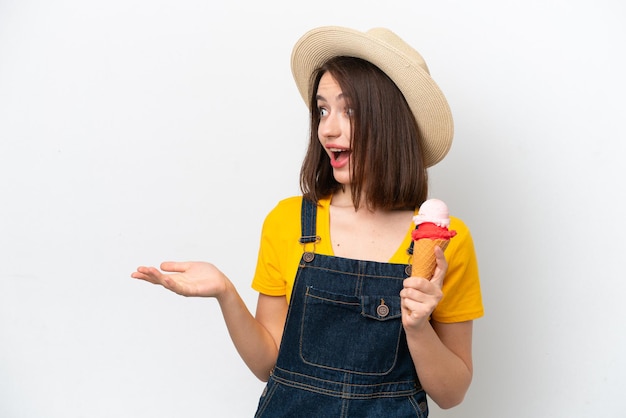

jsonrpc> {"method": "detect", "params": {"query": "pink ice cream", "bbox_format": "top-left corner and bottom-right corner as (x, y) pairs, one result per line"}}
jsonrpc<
(411, 198), (457, 240)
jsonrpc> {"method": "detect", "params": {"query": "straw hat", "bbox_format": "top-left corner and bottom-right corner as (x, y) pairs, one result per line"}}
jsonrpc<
(291, 26), (453, 167)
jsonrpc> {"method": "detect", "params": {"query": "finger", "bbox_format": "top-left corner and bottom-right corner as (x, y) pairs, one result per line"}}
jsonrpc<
(403, 277), (430, 292)
(400, 295), (432, 320)
(160, 261), (190, 273)
(401, 286), (430, 303)
(430, 247), (447, 289)
(402, 279), (442, 301)
(401, 286), (442, 317)
(400, 288), (425, 306)
(130, 266), (161, 284)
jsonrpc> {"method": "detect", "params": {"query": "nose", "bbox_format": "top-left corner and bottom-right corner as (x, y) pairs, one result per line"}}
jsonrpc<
(318, 112), (341, 140)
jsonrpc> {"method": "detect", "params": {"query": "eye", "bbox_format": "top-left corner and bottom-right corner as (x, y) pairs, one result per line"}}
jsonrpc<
(346, 107), (355, 117)
(318, 107), (329, 117)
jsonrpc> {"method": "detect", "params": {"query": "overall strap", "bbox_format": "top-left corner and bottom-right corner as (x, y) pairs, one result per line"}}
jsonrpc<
(407, 218), (421, 256)
(407, 238), (415, 256)
(299, 197), (319, 245)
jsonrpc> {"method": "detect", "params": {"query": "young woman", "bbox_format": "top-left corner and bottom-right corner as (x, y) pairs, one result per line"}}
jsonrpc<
(132, 26), (483, 417)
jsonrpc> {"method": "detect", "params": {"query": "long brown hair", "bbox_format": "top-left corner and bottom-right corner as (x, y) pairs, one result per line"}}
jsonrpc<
(299, 56), (428, 211)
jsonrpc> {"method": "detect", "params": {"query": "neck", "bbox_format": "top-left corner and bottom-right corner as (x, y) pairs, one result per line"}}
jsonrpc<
(330, 188), (355, 209)
(330, 189), (379, 215)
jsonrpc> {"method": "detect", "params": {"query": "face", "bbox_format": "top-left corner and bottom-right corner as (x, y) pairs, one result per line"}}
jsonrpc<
(316, 72), (353, 186)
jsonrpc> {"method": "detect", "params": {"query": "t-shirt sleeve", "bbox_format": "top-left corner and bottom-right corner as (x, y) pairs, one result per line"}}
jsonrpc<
(251, 197), (304, 297)
(431, 217), (484, 323)
(251, 203), (289, 297)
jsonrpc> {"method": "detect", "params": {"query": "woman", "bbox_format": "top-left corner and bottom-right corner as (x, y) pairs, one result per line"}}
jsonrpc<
(132, 26), (483, 417)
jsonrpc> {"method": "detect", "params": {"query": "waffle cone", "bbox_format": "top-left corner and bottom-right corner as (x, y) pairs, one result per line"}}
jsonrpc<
(411, 238), (449, 279)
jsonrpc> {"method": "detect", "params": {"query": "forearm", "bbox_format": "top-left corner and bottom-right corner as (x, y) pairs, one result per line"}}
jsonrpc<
(406, 321), (473, 409)
(216, 283), (279, 381)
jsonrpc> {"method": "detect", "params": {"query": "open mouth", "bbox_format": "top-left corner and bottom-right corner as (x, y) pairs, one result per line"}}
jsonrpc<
(329, 147), (351, 167)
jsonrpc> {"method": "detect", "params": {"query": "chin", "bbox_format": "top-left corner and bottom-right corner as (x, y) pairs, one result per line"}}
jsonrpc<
(333, 174), (351, 186)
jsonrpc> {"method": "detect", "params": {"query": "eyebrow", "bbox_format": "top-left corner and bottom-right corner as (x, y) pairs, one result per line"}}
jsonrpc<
(316, 92), (346, 102)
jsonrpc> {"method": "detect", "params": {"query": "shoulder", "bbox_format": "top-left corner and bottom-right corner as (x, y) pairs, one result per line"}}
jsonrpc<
(264, 196), (331, 221)
(449, 216), (470, 235)
(261, 195), (333, 241)
(261, 196), (304, 236)
(445, 216), (478, 263)
(265, 196), (303, 221)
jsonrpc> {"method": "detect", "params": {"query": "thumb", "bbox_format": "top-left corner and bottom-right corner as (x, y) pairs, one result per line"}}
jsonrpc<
(429, 246), (447, 289)
(160, 261), (190, 273)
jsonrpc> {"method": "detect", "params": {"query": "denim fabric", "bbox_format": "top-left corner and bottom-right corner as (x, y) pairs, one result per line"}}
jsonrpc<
(255, 199), (428, 418)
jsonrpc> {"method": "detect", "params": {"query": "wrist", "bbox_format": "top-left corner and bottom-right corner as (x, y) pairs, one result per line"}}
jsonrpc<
(215, 277), (237, 303)
(403, 316), (434, 337)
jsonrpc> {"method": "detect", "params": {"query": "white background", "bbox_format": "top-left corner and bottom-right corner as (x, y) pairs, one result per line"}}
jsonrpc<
(1, 0), (625, 417)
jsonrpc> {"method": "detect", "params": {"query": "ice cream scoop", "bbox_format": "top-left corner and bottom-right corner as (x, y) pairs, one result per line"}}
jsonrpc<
(411, 199), (457, 279)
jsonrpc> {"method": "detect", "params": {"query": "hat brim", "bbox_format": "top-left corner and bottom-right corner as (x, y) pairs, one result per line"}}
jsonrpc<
(291, 26), (453, 168)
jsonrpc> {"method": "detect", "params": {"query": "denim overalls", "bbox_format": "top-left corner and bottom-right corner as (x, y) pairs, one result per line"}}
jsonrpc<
(255, 198), (428, 418)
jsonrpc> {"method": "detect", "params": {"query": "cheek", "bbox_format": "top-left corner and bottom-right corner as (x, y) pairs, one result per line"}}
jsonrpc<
(342, 119), (352, 141)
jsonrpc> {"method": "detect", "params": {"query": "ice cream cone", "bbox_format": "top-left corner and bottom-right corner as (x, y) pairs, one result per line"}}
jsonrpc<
(411, 238), (449, 279)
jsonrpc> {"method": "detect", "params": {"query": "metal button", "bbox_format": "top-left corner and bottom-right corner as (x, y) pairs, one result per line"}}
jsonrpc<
(405, 265), (412, 276)
(303, 252), (315, 262)
(376, 299), (389, 318)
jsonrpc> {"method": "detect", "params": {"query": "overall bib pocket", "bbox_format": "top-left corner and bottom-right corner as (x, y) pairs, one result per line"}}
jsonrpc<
(300, 286), (403, 374)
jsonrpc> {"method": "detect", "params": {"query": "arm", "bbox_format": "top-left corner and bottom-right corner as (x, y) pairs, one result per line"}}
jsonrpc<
(405, 319), (473, 408)
(219, 291), (288, 381)
(131, 262), (287, 381)
(400, 247), (474, 409)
